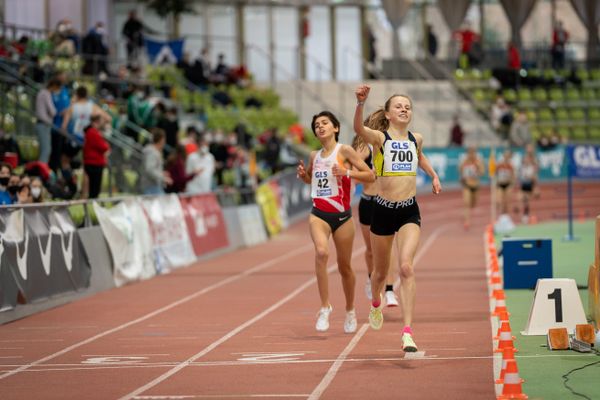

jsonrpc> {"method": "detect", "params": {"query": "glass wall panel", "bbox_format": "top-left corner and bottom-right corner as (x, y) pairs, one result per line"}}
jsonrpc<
(274, 6), (299, 82)
(244, 5), (270, 82)
(335, 6), (361, 81)
(306, 6), (332, 81)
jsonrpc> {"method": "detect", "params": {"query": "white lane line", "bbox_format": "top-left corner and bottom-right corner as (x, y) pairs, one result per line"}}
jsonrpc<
(1, 352), (595, 374)
(135, 396), (309, 399)
(118, 247), (366, 400)
(0, 243), (314, 381)
(307, 324), (369, 400)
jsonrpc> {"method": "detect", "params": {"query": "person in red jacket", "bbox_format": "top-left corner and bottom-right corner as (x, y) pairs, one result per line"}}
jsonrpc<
(83, 114), (110, 198)
(507, 41), (521, 70)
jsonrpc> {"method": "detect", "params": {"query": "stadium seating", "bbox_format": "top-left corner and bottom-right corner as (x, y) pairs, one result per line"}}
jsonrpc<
(455, 67), (600, 143)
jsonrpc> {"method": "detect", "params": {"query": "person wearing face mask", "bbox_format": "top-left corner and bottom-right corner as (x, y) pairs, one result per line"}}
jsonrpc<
(0, 162), (13, 205)
(30, 177), (45, 203)
(82, 22), (108, 75)
(186, 134), (215, 194)
(6, 174), (21, 203)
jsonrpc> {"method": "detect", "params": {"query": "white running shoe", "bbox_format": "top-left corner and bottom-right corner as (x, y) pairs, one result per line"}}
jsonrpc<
(365, 277), (372, 300)
(344, 309), (357, 333)
(402, 333), (418, 352)
(315, 305), (332, 332)
(368, 304), (383, 330)
(384, 290), (399, 307)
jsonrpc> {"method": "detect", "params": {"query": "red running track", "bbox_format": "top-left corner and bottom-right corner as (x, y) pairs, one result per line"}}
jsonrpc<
(0, 182), (597, 400)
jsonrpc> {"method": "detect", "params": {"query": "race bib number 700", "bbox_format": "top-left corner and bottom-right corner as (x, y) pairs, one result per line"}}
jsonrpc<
(384, 140), (417, 174)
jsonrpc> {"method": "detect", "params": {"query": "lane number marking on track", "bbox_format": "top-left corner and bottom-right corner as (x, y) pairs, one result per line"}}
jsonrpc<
(236, 352), (306, 362)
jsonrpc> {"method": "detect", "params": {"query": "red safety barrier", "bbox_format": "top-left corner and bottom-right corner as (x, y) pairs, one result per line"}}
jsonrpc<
(180, 193), (229, 257)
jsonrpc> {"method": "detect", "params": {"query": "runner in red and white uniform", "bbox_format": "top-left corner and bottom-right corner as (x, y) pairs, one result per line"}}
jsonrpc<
(296, 111), (375, 333)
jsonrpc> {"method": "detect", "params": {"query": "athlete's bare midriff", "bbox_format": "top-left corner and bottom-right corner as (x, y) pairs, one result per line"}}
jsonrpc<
(377, 175), (416, 201)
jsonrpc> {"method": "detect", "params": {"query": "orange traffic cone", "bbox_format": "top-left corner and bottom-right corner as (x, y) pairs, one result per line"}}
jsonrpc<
(578, 210), (586, 223)
(495, 346), (520, 384)
(492, 291), (508, 316)
(529, 215), (538, 224)
(490, 272), (503, 292)
(489, 255), (500, 274)
(497, 360), (528, 399)
(494, 320), (516, 343)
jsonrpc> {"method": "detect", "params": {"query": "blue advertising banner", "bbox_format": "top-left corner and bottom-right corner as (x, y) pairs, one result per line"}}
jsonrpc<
(416, 145), (567, 188)
(566, 144), (600, 179)
(144, 38), (185, 64)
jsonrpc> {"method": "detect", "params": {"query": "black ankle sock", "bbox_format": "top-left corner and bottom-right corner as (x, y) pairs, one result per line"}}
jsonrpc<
(385, 284), (393, 292)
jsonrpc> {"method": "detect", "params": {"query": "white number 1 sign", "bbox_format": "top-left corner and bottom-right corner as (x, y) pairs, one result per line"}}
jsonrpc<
(522, 279), (587, 336)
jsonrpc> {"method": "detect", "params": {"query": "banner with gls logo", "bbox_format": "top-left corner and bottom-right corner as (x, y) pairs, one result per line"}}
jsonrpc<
(567, 144), (600, 179)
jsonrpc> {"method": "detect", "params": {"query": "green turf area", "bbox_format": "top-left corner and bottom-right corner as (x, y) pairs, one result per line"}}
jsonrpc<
(496, 220), (600, 399)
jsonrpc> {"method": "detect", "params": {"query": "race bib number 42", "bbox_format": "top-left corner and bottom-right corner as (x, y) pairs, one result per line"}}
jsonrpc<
(312, 170), (339, 198)
(384, 140), (417, 174)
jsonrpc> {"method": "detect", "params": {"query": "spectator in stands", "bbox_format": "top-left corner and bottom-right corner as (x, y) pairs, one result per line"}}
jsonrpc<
(30, 177), (45, 203)
(165, 145), (195, 193)
(263, 127), (281, 174)
(140, 128), (172, 195)
(181, 126), (199, 155)
(454, 22), (479, 68)
(82, 22), (109, 75)
(0, 130), (20, 164)
(234, 123), (253, 150)
(551, 20), (569, 70)
(232, 147), (254, 203)
(62, 86), (112, 146)
(52, 19), (79, 54)
(16, 178), (31, 204)
(6, 173), (21, 204)
(490, 95), (512, 141)
(102, 65), (132, 100)
(157, 105), (180, 153)
(426, 24), (438, 58)
(449, 115), (465, 147)
(0, 162), (13, 205)
(83, 114), (111, 199)
(509, 110), (532, 147)
(210, 129), (229, 186)
(213, 53), (230, 84)
(507, 41), (521, 70)
(122, 10), (149, 67)
(186, 135), (215, 194)
(50, 72), (72, 172)
(126, 86), (153, 137)
(35, 78), (60, 164)
(193, 48), (211, 88)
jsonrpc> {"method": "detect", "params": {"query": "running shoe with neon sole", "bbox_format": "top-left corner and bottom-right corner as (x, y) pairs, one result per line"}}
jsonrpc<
(402, 333), (418, 352)
(344, 309), (357, 333)
(368, 304), (383, 330)
(384, 290), (399, 307)
(315, 305), (332, 332)
(365, 277), (372, 300)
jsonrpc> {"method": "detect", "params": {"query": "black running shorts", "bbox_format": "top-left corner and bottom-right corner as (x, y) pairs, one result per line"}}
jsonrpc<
(370, 195), (421, 236)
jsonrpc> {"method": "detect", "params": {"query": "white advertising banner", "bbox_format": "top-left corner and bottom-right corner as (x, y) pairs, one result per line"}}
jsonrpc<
(236, 205), (268, 247)
(140, 195), (196, 270)
(94, 200), (156, 287)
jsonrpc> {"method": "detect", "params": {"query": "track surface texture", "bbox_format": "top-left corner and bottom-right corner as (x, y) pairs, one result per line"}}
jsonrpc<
(0, 182), (597, 400)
